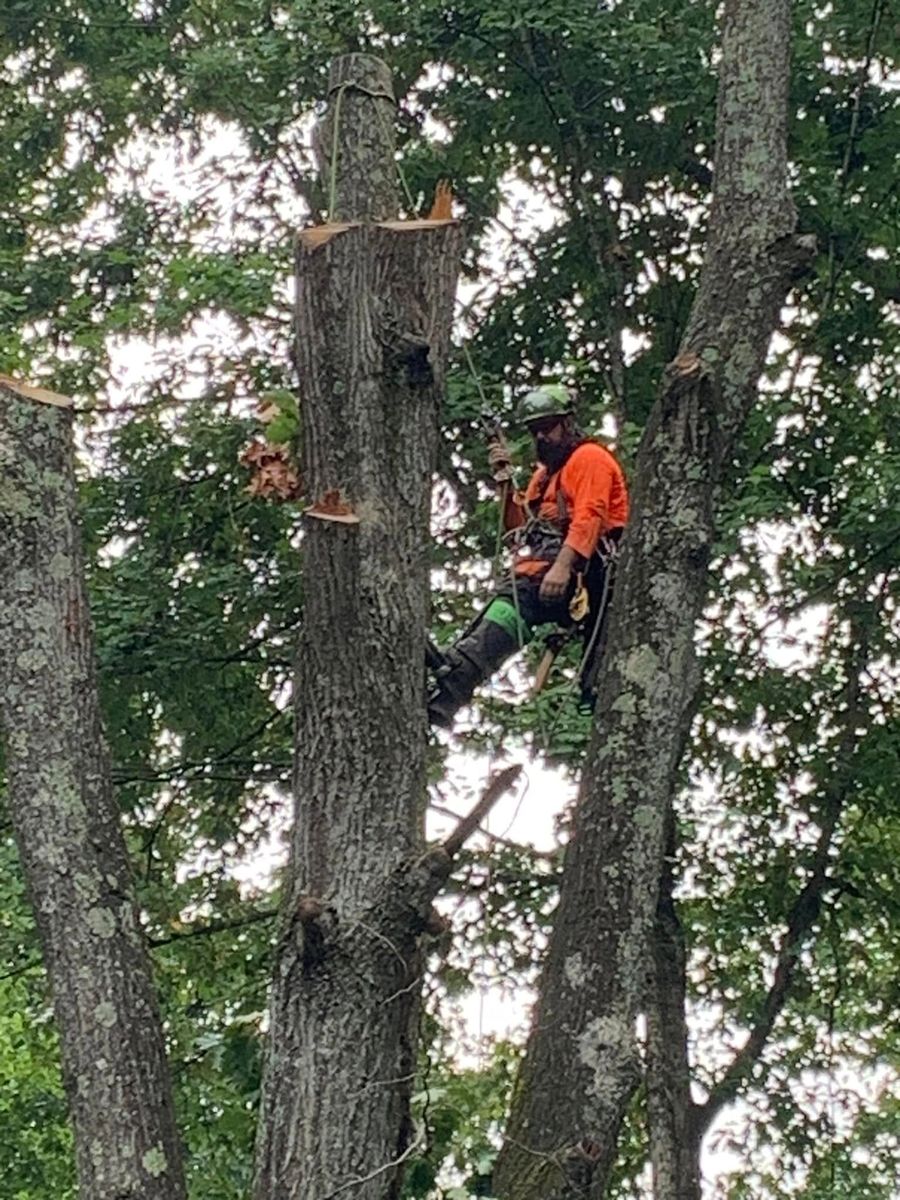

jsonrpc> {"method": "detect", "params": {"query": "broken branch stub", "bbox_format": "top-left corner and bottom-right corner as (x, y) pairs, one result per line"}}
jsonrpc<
(0, 373), (73, 409)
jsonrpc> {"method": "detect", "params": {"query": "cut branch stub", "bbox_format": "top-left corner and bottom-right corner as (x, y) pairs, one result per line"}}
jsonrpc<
(293, 220), (462, 557)
(0, 373), (73, 409)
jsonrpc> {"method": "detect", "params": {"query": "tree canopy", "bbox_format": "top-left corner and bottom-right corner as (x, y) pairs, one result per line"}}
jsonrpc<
(0, 1), (897, 1197)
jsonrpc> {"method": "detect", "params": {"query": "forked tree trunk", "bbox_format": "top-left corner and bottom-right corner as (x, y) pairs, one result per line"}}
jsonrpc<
(494, 4), (814, 1197)
(252, 55), (464, 1200)
(0, 380), (186, 1200)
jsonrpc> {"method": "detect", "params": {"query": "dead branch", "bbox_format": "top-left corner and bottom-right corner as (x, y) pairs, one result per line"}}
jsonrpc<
(442, 765), (523, 860)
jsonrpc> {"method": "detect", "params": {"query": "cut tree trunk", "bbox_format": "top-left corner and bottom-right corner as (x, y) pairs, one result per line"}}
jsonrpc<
(252, 55), (464, 1200)
(0, 380), (186, 1200)
(494, 3), (814, 1197)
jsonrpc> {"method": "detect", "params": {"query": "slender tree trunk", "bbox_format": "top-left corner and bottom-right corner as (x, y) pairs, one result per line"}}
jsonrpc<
(0, 380), (186, 1200)
(252, 55), (464, 1200)
(646, 817), (700, 1200)
(494, 4), (813, 1197)
(692, 622), (871, 1149)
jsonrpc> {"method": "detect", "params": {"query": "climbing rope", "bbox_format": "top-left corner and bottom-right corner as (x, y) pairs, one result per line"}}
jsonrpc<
(373, 102), (418, 213)
(459, 337), (624, 753)
(538, 537), (620, 751)
(326, 82), (417, 221)
(326, 83), (348, 223)
(461, 341), (510, 577)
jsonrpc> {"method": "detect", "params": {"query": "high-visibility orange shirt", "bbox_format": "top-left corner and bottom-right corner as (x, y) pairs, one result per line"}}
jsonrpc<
(503, 441), (629, 577)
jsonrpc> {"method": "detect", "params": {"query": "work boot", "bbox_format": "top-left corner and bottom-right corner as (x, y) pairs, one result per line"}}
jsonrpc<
(425, 637), (448, 674)
(427, 619), (520, 728)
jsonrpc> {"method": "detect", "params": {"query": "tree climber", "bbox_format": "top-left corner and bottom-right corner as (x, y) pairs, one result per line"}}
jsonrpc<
(428, 385), (629, 728)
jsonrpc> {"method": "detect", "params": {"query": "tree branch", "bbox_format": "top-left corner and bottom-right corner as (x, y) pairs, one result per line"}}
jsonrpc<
(148, 908), (277, 948)
(494, 2), (809, 1194)
(0, 955), (42, 984)
(429, 799), (555, 861)
(695, 618), (871, 1138)
(442, 765), (523, 859)
(646, 812), (701, 1200)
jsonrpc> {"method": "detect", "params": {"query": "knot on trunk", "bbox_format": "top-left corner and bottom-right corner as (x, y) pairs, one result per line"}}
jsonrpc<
(381, 320), (433, 389)
(558, 1138), (604, 1196)
(291, 895), (335, 974)
(667, 351), (708, 385)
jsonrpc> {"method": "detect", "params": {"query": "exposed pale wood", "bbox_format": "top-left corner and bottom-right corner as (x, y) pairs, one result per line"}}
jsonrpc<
(298, 217), (459, 250)
(531, 646), (558, 696)
(0, 374), (73, 408)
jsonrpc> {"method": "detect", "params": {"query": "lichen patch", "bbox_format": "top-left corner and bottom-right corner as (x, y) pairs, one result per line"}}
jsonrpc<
(87, 906), (116, 939)
(142, 1145), (168, 1178)
(94, 1001), (117, 1028)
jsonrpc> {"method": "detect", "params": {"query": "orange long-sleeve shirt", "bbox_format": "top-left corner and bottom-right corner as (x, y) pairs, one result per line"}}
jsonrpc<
(503, 441), (629, 577)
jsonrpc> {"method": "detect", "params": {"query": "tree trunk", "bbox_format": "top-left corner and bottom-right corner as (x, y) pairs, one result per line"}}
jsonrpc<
(645, 818), (700, 1200)
(0, 380), (186, 1200)
(494, 4), (813, 1197)
(252, 55), (464, 1200)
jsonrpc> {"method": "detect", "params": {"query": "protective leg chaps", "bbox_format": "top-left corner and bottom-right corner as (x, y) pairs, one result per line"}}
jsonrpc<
(427, 617), (521, 728)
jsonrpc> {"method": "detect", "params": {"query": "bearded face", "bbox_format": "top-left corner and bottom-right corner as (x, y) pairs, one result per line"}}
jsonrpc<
(532, 416), (578, 472)
(535, 438), (571, 472)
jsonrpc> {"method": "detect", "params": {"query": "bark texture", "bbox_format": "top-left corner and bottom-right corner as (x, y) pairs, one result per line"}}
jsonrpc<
(316, 54), (400, 222)
(646, 820), (700, 1200)
(494, 4), (814, 1197)
(0, 383), (186, 1200)
(252, 55), (464, 1200)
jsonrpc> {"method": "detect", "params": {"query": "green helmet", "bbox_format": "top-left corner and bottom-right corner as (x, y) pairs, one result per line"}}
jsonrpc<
(516, 384), (574, 427)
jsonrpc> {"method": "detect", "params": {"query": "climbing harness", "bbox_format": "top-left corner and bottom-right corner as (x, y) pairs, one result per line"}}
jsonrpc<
(534, 530), (622, 749)
(463, 409), (621, 710)
(430, 331), (627, 741)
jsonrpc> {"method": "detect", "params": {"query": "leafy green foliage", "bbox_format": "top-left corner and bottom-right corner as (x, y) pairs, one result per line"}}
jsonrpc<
(403, 1038), (519, 1199)
(0, 0), (897, 1196)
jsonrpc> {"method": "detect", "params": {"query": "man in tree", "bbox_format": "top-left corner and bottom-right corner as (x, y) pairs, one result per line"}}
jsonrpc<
(428, 384), (629, 727)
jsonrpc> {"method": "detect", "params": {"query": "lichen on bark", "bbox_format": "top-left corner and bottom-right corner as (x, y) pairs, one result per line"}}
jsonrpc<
(494, 3), (814, 1197)
(0, 381), (186, 1200)
(252, 56), (464, 1200)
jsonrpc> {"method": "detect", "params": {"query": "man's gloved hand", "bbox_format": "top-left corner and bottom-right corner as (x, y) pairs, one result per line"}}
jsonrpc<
(539, 560), (572, 602)
(488, 439), (513, 478)
(489, 441), (511, 472)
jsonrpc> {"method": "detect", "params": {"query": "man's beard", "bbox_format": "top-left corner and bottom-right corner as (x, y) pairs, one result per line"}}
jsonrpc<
(536, 438), (573, 472)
